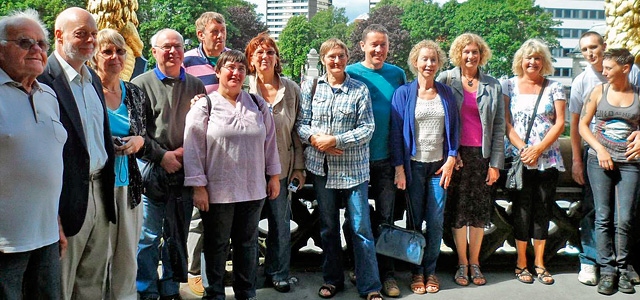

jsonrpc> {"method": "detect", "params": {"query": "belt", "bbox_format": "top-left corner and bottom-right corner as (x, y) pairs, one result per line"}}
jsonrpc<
(89, 171), (102, 181)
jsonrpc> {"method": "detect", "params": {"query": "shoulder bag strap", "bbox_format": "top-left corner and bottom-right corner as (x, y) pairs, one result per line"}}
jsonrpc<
(524, 78), (547, 144)
(404, 191), (420, 231)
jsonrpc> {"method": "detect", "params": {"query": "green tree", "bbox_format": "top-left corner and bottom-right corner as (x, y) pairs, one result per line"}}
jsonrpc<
(308, 7), (351, 53)
(225, 5), (268, 50)
(1, 0), (86, 40)
(278, 15), (312, 82)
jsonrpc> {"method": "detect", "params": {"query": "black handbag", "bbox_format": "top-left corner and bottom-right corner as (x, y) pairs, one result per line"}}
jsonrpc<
(375, 192), (426, 265)
(140, 160), (184, 201)
(505, 79), (547, 190)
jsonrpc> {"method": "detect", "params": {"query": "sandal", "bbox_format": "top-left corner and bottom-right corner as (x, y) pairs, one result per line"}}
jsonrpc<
(366, 291), (384, 300)
(318, 283), (342, 298)
(410, 274), (426, 294)
(534, 266), (555, 285)
(515, 266), (534, 284)
(469, 264), (486, 286)
(425, 274), (440, 293)
(454, 265), (469, 286)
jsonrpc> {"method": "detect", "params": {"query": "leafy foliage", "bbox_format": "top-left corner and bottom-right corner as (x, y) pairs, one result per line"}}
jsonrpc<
(308, 7), (351, 53)
(225, 5), (268, 50)
(278, 15), (313, 82)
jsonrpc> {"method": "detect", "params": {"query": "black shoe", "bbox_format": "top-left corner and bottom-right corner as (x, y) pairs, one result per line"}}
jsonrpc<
(598, 274), (616, 295)
(619, 274), (636, 294)
(159, 294), (182, 300)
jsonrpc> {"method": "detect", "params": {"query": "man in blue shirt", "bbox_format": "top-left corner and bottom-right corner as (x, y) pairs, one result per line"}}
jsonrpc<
(346, 24), (406, 298)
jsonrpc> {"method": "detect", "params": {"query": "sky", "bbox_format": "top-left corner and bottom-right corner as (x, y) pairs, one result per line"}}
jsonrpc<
(247, 0), (458, 23)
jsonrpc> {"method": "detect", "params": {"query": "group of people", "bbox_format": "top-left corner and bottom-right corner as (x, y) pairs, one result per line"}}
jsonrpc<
(1, 5), (640, 300)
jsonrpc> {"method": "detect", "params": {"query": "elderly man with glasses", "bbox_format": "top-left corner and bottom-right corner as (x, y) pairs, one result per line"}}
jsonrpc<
(131, 28), (206, 300)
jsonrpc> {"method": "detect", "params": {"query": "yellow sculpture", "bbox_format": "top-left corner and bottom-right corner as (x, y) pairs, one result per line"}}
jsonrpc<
(87, 0), (144, 81)
(604, 0), (640, 63)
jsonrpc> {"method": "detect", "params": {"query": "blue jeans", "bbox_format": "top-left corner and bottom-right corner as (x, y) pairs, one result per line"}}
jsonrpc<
(407, 160), (446, 276)
(263, 178), (291, 281)
(0, 242), (60, 300)
(314, 175), (381, 296)
(344, 159), (397, 279)
(579, 147), (597, 265)
(201, 200), (264, 300)
(587, 156), (639, 275)
(136, 188), (192, 298)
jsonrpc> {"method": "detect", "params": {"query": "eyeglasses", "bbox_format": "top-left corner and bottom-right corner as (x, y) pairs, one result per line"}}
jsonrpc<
(99, 48), (127, 57)
(154, 44), (183, 52)
(222, 64), (247, 74)
(255, 50), (276, 57)
(326, 54), (347, 61)
(2, 38), (50, 52)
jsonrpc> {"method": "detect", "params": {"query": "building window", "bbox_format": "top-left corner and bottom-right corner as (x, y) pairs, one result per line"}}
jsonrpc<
(554, 68), (572, 77)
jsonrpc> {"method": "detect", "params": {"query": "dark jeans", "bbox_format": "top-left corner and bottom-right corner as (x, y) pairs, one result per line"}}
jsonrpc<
(407, 160), (446, 276)
(510, 168), (558, 241)
(201, 199), (265, 300)
(263, 178), (291, 281)
(587, 156), (640, 275)
(0, 242), (60, 300)
(579, 147), (597, 266)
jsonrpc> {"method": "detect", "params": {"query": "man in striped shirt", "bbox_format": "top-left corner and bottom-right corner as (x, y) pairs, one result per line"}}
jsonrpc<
(183, 12), (229, 94)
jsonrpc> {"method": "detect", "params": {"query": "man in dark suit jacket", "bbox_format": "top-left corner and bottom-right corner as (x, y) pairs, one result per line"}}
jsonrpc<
(36, 7), (115, 300)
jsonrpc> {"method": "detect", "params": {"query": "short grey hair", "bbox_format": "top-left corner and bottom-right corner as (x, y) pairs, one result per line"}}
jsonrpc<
(0, 8), (48, 41)
(150, 28), (184, 47)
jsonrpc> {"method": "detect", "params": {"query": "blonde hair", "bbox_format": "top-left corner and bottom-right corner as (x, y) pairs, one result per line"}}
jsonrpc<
(512, 38), (554, 76)
(319, 38), (349, 60)
(407, 40), (447, 76)
(449, 33), (492, 67)
(195, 12), (225, 32)
(90, 28), (126, 69)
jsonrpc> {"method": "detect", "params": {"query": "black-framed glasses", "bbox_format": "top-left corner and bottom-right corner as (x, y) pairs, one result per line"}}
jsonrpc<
(2, 38), (49, 52)
(99, 48), (127, 57)
(154, 44), (183, 52)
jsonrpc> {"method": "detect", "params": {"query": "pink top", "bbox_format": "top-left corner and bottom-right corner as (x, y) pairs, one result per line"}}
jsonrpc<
(460, 90), (483, 147)
(183, 91), (281, 203)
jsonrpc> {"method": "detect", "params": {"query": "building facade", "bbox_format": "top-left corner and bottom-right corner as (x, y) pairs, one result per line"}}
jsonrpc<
(266, 0), (332, 40)
(536, 0), (605, 86)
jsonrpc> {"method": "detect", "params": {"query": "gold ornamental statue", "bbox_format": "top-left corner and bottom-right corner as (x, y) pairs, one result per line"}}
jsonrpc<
(87, 0), (144, 81)
(604, 0), (640, 63)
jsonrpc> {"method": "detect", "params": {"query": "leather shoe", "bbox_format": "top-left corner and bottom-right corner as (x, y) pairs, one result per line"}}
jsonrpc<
(618, 274), (635, 294)
(597, 274), (616, 295)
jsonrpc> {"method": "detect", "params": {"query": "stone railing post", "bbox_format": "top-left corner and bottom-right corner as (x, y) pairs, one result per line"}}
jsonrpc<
(305, 49), (320, 81)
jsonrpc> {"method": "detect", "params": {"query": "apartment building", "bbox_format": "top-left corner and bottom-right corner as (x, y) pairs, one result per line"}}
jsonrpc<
(266, 0), (332, 40)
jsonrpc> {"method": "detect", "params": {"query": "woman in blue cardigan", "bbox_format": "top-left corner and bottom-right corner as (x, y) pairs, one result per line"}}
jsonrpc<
(390, 40), (459, 295)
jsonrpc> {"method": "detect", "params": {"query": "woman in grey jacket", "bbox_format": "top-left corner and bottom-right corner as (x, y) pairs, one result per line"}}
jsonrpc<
(436, 33), (505, 287)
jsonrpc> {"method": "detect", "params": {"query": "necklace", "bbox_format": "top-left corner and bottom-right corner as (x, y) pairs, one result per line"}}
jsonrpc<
(462, 73), (476, 87)
(103, 86), (120, 94)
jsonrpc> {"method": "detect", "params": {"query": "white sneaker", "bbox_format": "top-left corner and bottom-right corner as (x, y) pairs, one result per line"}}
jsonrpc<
(578, 264), (598, 286)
